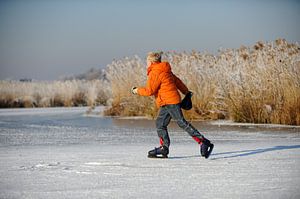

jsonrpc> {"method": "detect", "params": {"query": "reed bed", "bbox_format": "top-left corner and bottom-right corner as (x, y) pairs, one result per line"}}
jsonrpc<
(105, 39), (300, 125)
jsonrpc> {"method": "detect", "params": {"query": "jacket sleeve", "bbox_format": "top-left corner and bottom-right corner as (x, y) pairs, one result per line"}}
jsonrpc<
(137, 72), (161, 96)
(173, 74), (189, 95)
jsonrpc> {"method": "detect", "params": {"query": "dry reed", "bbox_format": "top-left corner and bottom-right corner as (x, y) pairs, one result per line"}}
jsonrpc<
(105, 39), (300, 125)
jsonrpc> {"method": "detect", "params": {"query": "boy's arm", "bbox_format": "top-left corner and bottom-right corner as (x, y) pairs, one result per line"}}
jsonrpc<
(173, 74), (189, 95)
(137, 73), (161, 96)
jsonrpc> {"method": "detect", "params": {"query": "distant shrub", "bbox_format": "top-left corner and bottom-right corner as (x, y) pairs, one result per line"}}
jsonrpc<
(0, 79), (110, 108)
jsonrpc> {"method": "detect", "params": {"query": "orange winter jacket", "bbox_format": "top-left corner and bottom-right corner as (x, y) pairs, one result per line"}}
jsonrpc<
(137, 62), (189, 107)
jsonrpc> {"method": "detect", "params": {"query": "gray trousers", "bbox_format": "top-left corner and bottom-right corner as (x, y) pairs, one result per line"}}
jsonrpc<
(156, 104), (204, 147)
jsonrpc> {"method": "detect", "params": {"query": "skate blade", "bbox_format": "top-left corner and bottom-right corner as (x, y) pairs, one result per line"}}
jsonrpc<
(205, 144), (214, 159)
(148, 154), (168, 159)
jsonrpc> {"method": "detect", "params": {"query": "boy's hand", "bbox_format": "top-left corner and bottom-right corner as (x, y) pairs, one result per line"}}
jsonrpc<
(187, 91), (193, 97)
(131, 87), (138, 95)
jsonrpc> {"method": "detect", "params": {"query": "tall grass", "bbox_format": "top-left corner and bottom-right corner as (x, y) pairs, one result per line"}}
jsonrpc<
(105, 39), (300, 125)
(0, 80), (110, 108)
(217, 39), (300, 125)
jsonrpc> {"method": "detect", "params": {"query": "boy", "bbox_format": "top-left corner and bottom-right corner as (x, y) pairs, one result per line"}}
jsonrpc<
(131, 52), (213, 158)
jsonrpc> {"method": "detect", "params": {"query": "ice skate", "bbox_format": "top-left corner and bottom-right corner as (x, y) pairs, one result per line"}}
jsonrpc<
(200, 138), (214, 159)
(148, 146), (169, 158)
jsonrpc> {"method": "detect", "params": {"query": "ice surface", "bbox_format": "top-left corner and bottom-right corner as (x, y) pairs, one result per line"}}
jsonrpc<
(0, 107), (299, 199)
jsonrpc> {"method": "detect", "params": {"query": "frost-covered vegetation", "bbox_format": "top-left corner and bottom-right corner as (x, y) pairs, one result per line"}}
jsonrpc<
(1, 39), (299, 125)
(105, 55), (158, 117)
(0, 80), (110, 108)
(106, 39), (300, 125)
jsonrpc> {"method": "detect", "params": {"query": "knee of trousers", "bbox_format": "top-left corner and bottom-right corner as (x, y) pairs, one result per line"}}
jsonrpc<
(177, 119), (200, 137)
(177, 119), (189, 129)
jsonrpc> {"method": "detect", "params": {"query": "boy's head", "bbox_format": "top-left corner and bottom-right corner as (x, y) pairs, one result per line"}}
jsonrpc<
(147, 51), (163, 64)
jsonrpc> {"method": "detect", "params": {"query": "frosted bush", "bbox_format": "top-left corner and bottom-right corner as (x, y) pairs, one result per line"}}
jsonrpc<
(215, 39), (300, 125)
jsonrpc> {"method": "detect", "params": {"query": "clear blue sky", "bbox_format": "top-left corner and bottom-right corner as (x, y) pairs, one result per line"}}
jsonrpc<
(0, 0), (299, 80)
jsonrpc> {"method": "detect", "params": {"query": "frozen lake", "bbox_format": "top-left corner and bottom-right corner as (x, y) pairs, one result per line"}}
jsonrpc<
(0, 107), (299, 199)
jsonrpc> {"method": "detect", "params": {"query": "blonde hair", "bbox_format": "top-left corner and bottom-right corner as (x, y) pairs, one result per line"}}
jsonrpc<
(147, 51), (163, 63)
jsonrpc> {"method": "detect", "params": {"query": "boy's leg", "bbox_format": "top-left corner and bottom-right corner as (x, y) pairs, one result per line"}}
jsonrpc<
(156, 106), (172, 148)
(166, 104), (204, 143)
(166, 104), (214, 158)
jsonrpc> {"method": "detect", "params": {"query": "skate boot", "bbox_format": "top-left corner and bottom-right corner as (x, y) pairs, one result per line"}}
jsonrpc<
(200, 138), (214, 159)
(148, 146), (169, 158)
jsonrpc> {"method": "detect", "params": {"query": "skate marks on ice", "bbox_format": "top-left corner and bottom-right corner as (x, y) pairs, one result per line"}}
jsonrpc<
(210, 144), (300, 160)
(17, 161), (134, 176)
(17, 161), (85, 174)
(18, 162), (62, 171)
(16, 159), (111, 173)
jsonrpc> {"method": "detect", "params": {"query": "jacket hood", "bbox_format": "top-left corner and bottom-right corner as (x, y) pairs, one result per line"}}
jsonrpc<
(147, 62), (171, 75)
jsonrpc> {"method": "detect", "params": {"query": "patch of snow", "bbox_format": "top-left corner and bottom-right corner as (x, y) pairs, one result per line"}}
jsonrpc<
(210, 120), (300, 129)
(0, 107), (89, 116)
(117, 116), (150, 120)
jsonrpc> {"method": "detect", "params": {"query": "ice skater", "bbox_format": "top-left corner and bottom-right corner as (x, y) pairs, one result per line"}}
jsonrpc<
(131, 52), (214, 158)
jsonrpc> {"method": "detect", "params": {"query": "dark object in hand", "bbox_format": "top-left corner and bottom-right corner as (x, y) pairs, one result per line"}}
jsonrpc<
(180, 91), (193, 110)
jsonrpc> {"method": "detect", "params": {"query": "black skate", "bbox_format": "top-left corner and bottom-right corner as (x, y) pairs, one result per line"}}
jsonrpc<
(200, 139), (214, 159)
(148, 146), (169, 158)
